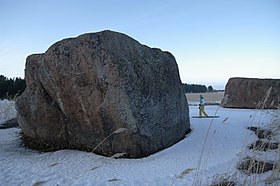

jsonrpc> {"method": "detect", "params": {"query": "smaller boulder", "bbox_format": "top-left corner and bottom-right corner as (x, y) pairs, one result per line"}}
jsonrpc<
(221, 77), (280, 109)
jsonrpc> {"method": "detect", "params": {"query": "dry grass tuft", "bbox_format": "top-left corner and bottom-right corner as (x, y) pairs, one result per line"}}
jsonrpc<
(177, 168), (195, 179)
(32, 181), (48, 186)
(249, 140), (279, 151)
(247, 127), (272, 140)
(113, 128), (128, 134)
(210, 173), (235, 186)
(237, 157), (275, 174)
(107, 178), (121, 182)
(91, 127), (128, 153)
(111, 152), (127, 159)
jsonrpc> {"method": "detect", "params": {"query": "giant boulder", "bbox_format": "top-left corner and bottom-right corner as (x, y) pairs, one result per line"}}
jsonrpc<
(16, 30), (190, 158)
(221, 77), (280, 109)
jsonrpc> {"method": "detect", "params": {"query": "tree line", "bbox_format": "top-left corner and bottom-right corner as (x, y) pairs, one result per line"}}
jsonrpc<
(0, 75), (26, 100)
(182, 83), (213, 93)
(0, 74), (214, 99)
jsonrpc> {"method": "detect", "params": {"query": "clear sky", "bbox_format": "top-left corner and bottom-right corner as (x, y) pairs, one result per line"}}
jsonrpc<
(1, 0), (279, 89)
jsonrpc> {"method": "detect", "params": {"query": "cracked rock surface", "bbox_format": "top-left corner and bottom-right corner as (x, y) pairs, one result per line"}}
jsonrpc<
(15, 30), (190, 158)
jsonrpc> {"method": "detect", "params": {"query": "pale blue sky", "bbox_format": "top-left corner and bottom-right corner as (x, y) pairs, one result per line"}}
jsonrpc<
(1, 0), (279, 89)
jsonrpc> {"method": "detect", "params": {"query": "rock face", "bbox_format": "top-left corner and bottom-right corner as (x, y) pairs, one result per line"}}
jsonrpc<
(221, 77), (280, 109)
(16, 30), (190, 158)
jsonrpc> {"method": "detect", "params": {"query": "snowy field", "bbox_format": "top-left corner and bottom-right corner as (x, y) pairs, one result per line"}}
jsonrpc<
(0, 99), (279, 186)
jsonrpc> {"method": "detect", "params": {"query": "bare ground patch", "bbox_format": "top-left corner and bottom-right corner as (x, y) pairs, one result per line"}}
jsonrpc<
(186, 92), (224, 103)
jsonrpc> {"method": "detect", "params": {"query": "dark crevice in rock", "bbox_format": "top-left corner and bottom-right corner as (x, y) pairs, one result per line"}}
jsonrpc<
(40, 82), (70, 146)
(40, 83), (53, 106)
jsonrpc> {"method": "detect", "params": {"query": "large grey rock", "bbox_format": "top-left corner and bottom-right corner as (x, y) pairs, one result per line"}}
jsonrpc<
(221, 77), (280, 109)
(16, 30), (190, 158)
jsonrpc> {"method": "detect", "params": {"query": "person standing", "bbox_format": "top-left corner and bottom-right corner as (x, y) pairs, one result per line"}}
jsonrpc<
(199, 95), (208, 117)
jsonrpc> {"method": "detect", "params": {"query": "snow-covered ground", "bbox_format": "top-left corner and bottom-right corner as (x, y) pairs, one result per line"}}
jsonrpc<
(0, 99), (17, 124)
(0, 100), (279, 186)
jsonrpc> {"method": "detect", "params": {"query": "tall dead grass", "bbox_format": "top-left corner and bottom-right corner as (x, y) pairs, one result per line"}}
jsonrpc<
(191, 88), (279, 186)
(236, 87), (280, 185)
(192, 107), (220, 186)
